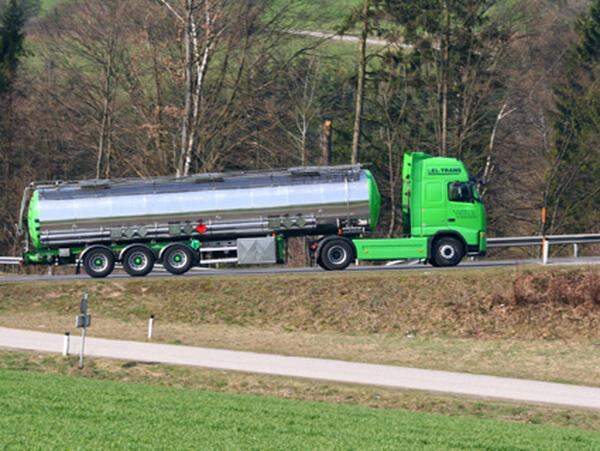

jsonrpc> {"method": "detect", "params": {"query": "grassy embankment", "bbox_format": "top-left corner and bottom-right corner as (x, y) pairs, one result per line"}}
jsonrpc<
(0, 368), (598, 449)
(1, 265), (598, 385)
(1, 265), (598, 431)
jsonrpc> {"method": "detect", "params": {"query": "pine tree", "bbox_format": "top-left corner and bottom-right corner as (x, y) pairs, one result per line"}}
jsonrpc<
(0, 0), (26, 95)
(551, 0), (600, 232)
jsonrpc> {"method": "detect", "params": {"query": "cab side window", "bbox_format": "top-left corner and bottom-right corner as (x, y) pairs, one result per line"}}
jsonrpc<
(448, 182), (473, 203)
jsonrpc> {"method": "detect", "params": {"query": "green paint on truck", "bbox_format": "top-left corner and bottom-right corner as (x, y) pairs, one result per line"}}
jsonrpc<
(27, 190), (41, 250)
(364, 169), (381, 230)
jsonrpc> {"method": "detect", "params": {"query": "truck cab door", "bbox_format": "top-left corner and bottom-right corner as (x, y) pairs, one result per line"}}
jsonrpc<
(420, 181), (447, 236)
(447, 182), (480, 245)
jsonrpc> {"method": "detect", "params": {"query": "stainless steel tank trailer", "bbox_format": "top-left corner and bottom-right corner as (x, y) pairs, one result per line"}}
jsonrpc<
(18, 165), (382, 277)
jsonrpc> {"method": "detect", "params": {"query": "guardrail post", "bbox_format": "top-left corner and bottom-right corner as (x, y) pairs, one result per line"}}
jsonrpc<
(542, 238), (549, 265)
(573, 243), (579, 258)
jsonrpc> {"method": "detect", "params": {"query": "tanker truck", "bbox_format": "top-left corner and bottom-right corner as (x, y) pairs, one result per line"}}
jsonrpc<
(17, 152), (487, 278)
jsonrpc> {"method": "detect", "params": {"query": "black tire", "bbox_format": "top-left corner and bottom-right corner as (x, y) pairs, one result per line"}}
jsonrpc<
(319, 239), (354, 271)
(122, 246), (155, 277)
(162, 244), (195, 275)
(432, 237), (464, 267)
(83, 247), (116, 278)
(316, 254), (329, 270)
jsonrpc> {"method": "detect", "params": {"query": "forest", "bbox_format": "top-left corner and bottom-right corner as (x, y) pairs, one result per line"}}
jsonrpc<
(0, 0), (598, 255)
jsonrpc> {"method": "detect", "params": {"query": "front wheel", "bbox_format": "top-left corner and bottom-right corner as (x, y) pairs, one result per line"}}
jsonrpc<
(432, 237), (464, 267)
(162, 244), (195, 275)
(319, 239), (354, 271)
(83, 247), (116, 278)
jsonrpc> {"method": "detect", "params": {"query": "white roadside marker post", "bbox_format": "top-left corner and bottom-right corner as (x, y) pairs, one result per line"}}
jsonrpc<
(148, 315), (155, 340)
(542, 238), (549, 265)
(541, 207), (548, 265)
(62, 332), (70, 356)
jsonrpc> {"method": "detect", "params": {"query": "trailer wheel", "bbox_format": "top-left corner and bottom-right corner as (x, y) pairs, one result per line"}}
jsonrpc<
(319, 239), (354, 271)
(432, 237), (464, 267)
(83, 247), (115, 278)
(162, 244), (195, 275)
(122, 246), (155, 277)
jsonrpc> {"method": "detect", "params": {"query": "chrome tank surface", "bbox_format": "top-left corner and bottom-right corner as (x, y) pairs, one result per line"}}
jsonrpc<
(33, 166), (374, 246)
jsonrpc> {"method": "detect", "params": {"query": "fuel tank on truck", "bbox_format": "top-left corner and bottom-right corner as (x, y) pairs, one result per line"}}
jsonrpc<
(26, 165), (382, 249)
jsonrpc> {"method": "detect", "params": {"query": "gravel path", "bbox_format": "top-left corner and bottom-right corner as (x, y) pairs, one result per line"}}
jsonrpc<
(1, 326), (599, 410)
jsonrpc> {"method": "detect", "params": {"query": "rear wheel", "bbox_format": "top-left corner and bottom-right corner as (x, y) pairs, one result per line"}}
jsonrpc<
(122, 246), (155, 277)
(83, 247), (115, 278)
(162, 244), (195, 275)
(319, 239), (354, 271)
(432, 237), (464, 267)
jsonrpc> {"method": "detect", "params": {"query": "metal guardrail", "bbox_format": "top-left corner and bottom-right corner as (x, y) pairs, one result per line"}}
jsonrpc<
(0, 256), (22, 265)
(488, 233), (600, 263)
(487, 234), (600, 248)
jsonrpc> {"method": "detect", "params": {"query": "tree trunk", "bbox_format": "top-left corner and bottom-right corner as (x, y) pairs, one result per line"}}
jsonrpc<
(321, 116), (332, 165)
(387, 138), (398, 237)
(177, 0), (195, 177)
(97, 44), (114, 179)
(351, 0), (369, 164)
(440, 0), (450, 156)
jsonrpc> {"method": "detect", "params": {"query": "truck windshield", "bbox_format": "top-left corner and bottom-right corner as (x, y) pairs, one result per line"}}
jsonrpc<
(448, 182), (475, 203)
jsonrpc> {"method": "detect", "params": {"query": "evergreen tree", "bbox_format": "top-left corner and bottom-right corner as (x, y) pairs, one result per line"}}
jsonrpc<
(0, 0), (27, 95)
(552, 0), (600, 232)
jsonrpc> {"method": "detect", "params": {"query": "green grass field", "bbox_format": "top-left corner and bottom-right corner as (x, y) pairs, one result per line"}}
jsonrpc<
(0, 369), (598, 449)
(40, 0), (359, 31)
(272, 0), (361, 31)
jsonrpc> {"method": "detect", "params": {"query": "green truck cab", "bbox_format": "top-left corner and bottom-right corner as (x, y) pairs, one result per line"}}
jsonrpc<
(353, 152), (487, 267)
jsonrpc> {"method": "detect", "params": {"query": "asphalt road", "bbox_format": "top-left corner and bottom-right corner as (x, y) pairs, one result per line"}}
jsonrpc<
(1, 326), (598, 409)
(2, 256), (599, 284)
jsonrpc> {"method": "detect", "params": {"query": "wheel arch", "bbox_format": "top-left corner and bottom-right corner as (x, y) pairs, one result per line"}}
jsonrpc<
(118, 243), (157, 261)
(79, 244), (115, 261)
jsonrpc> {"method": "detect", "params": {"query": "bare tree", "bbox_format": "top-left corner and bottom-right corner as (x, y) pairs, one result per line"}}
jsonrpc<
(275, 56), (321, 165)
(480, 99), (515, 195)
(39, 0), (129, 179)
(158, 0), (228, 177)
